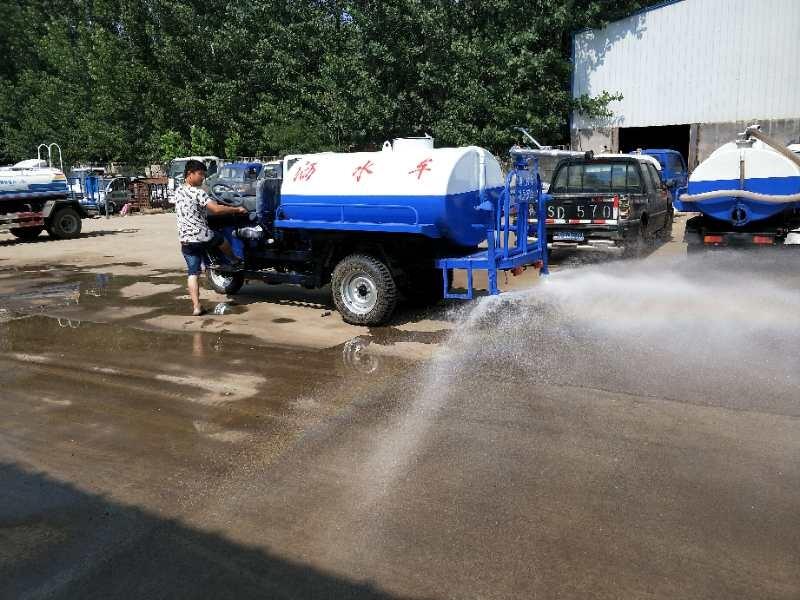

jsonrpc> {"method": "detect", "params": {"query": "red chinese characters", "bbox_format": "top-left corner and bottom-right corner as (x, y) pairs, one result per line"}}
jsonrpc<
(409, 158), (433, 180)
(293, 161), (318, 182)
(352, 160), (375, 182)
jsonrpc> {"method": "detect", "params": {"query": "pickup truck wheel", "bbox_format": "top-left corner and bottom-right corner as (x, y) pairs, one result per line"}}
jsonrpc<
(207, 268), (244, 295)
(46, 207), (82, 239)
(659, 209), (674, 241)
(332, 254), (397, 326)
(9, 227), (44, 240)
(622, 225), (646, 258)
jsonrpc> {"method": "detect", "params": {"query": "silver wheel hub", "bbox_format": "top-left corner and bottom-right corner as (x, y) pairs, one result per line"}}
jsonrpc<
(341, 273), (377, 315)
(210, 269), (234, 288)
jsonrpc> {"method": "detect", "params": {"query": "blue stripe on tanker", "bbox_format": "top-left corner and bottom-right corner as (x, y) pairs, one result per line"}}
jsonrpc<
(676, 175), (800, 221)
(276, 188), (503, 247)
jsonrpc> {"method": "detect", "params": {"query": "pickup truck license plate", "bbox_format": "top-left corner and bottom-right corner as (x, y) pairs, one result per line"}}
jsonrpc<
(553, 231), (585, 242)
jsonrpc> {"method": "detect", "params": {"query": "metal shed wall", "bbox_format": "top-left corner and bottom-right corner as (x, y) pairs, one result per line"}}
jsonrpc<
(572, 0), (800, 130)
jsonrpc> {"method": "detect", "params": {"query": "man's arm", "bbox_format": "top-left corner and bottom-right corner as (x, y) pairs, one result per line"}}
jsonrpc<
(205, 200), (247, 216)
(196, 188), (247, 216)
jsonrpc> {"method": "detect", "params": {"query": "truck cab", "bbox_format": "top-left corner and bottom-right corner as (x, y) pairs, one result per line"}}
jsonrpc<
(641, 148), (688, 190)
(206, 160), (283, 209)
(544, 153), (673, 254)
(167, 155), (222, 202)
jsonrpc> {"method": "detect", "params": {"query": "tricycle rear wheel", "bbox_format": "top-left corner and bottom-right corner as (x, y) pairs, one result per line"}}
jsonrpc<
(332, 254), (397, 326)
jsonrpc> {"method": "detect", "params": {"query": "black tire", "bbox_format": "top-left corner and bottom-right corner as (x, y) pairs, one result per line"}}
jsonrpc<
(622, 223), (646, 258)
(332, 253), (397, 326)
(46, 207), (82, 239)
(659, 208), (674, 241)
(206, 268), (244, 295)
(9, 227), (44, 240)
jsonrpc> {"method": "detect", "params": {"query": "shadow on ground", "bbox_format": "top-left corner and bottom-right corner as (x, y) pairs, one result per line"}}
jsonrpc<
(0, 229), (139, 247)
(0, 462), (425, 600)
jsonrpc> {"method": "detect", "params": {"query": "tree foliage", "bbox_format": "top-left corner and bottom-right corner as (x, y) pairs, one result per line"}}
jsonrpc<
(0, 0), (655, 165)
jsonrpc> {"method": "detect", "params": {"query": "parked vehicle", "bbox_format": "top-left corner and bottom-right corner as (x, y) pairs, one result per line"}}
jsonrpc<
(203, 140), (549, 325)
(0, 144), (91, 240)
(541, 152), (673, 254)
(509, 127), (584, 192)
(676, 125), (800, 250)
(167, 155), (223, 202)
(68, 168), (131, 216)
(639, 148), (688, 193)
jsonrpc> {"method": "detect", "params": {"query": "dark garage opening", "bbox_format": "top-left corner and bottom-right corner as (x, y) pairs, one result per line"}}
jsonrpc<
(619, 124), (690, 162)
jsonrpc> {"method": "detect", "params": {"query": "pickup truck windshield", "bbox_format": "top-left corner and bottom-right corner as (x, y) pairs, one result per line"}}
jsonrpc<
(551, 162), (642, 194)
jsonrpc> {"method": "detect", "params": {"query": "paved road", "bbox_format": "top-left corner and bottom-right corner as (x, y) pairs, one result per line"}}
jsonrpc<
(1, 214), (798, 599)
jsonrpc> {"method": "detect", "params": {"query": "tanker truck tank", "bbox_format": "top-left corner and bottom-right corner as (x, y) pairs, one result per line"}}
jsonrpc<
(676, 125), (800, 250)
(0, 159), (70, 201)
(276, 145), (505, 248)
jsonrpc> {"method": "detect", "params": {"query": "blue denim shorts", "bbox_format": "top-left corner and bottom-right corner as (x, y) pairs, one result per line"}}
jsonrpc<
(181, 233), (224, 276)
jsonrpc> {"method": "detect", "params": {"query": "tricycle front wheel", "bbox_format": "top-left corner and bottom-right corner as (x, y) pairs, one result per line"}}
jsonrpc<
(207, 268), (244, 295)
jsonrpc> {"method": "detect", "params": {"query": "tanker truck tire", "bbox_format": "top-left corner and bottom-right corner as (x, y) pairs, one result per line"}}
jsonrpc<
(46, 207), (82, 239)
(10, 227), (44, 241)
(207, 268), (244, 295)
(332, 254), (397, 326)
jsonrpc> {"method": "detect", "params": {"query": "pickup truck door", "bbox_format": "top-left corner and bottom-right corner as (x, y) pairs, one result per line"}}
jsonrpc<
(643, 163), (668, 234)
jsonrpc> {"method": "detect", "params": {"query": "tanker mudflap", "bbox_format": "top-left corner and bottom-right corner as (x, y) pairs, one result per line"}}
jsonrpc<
(42, 201), (56, 218)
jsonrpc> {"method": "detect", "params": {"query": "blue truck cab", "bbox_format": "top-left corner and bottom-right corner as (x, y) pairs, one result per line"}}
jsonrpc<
(641, 149), (688, 190)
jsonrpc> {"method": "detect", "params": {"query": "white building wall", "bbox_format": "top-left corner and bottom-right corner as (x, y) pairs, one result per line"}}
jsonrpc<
(572, 0), (800, 130)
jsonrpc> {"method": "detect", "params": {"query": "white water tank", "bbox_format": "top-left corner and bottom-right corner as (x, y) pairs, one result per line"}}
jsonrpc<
(385, 136), (435, 153)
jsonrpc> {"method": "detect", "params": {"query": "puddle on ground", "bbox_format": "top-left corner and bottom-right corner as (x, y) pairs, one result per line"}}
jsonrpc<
(0, 264), (462, 348)
(0, 314), (412, 500)
(0, 265), (199, 324)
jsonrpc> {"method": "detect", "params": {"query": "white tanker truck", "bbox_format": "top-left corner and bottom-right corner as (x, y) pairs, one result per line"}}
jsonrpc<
(0, 144), (90, 240)
(676, 125), (800, 250)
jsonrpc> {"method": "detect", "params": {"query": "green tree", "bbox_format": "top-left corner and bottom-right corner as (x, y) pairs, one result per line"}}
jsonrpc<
(156, 130), (188, 163)
(189, 125), (214, 155)
(224, 131), (241, 159)
(0, 0), (658, 165)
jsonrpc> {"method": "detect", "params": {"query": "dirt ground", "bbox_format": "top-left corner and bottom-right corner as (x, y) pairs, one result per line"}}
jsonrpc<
(1, 213), (798, 600)
(0, 212), (682, 357)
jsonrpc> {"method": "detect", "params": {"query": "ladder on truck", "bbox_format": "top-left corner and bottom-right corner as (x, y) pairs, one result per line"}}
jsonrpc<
(436, 156), (549, 299)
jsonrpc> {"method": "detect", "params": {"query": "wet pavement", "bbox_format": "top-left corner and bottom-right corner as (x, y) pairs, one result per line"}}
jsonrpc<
(1, 215), (799, 599)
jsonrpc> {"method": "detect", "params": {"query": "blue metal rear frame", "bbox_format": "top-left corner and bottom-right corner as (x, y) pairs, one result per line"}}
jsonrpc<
(435, 156), (549, 299)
